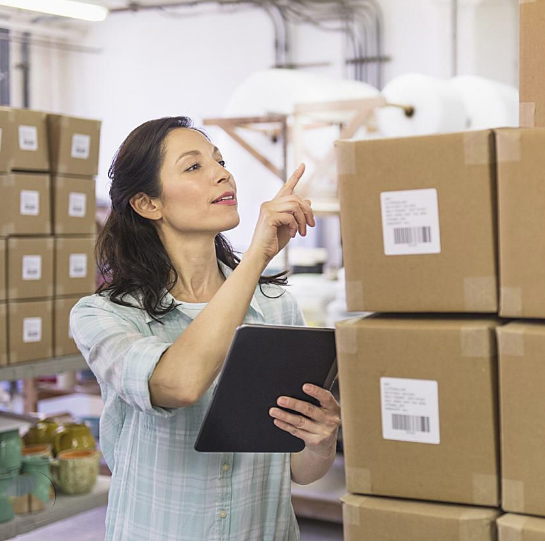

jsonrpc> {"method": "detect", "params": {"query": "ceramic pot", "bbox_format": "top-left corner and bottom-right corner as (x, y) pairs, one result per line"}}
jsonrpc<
(0, 469), (17, 522)
(50, 449), (100, 495)
(21, 457), (52, 505)
(22, 419), (59, 447)
(0, 430), (22, 475)
(22, 444), (52, 458)
(53, 423), (95, 456)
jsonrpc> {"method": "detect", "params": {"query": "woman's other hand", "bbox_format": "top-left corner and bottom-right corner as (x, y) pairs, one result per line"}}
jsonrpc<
(248, 164), (315, 264)
(269, 383), (341, 458)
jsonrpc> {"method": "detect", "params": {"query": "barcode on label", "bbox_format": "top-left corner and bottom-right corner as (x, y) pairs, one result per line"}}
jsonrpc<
(392, 414), (430, 433)
(393, 226), (432, 245)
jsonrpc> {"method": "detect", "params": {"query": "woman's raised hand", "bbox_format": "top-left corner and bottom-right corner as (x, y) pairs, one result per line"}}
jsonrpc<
(248, 164), (315, 264)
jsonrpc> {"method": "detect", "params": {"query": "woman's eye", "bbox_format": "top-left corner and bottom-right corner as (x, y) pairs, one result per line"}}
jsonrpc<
(186, 163), (200, 172)
(218, 160), (226, 167)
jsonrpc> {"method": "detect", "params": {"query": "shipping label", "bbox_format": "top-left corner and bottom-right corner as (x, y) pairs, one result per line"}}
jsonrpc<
(23, 317), (42, 343)
(71, 134), (91, 160)
(68, 192), (86, 218)
(69, 253), (87, 278)
(20, 190), (39, 216)
(380, 377), (440, 444)
(380, 188), (441, 256)
(18, 125), (38, 151)
(22, 255), (42, 281)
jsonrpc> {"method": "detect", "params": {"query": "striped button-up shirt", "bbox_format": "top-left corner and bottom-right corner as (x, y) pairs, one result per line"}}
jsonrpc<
(70, 262), (305, 541)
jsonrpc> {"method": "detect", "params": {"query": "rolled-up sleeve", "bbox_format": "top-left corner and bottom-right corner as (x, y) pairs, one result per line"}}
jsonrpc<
(70, 296), (177, 418)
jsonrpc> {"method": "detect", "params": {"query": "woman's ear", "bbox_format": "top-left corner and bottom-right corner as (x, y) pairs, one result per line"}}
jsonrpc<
(129, 193), (162, 220)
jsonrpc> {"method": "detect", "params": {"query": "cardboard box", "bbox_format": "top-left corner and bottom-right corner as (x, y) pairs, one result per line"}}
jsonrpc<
(335, 131), (498, 313)
(53, 296), (80, 357)
(520, 1), (545, 128)
(7, 299), (53, 364)
(9, 108), (49, 172)
(498, 513), (545, 541)
(342, 495), (499, 541)
(0, 173), (51, 236)
(0, 238), (5, 302)
(497, 321), (545, 516)
(7, 237), (54, 300)
(54, 236), (95, 297)
(52, 175), (96, 235)
(336, 315), (501, 506)
(0, 303), (7, 366)
(0, 108), (14, 173)
(47, 114), (101, 177)
(496, 128), (545, 318)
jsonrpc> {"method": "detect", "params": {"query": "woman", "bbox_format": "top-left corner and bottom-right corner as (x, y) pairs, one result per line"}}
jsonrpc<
(70, 116), (341, 541)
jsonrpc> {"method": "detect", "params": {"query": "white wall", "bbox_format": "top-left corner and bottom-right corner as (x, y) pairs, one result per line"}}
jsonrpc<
(11, 0), (519, 251)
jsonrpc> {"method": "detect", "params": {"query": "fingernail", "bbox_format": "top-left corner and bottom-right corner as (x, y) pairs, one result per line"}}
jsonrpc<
(278, 397), (287, 405)
(303, 384), (313, 392)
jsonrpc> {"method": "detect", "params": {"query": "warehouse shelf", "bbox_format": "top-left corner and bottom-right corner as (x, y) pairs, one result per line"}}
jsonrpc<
(0, 475), (110, 540)
(0, 355), (88, 382)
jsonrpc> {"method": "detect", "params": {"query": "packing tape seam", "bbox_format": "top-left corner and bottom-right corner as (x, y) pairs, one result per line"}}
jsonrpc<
(498, 515), (527, 541)
(520, 0), (536, 4)
(519, 102), (536, 128)
(342, 503), (361, 527)
(497, 330), (525, 357)
(336, 323), (358, 355)
(500, 287), (523, 316)
(502, 478), (525, 513)
(460, 327), (494, 358)
(346, 466), (372, 494)
(464, 132), (491, 166)
(472, 473), (498, 506)
(347, 280), (365, 312)
(335, 141), (357, 176)
(463, 277), (497, 312)
(496, 130), (522, 163)
(459, 513), (491, 541)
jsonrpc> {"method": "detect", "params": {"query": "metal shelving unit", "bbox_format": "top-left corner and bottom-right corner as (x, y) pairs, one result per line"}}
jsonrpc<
(0, 355), (88, 382)
(0, 475), (110, 540)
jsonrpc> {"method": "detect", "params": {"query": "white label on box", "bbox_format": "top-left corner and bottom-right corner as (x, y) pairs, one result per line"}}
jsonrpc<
(22, 255), (42, 280)
(71, 133), (91, 159)
(380, 189), (441, 256)
(23, 317), (42, 343)
(68, 192), (87, 218)
(18, 125), (38, 151)
(69, 253), (87, 278)
(380, 377), (440, 444)
(20, 190), (39, 216)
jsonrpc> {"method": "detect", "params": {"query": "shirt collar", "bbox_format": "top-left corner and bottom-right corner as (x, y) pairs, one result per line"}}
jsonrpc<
(143, 260), (265, 323)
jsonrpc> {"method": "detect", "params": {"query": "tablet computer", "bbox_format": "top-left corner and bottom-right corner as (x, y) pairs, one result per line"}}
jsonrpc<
(194, 324), (337, 453)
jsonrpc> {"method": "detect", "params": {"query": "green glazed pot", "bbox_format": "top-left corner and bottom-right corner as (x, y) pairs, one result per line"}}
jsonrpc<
(0, 430), (22, 475)
(53, 423), (95, 456)
(22, 419), (59, 447)
(51, 449), (100, 495)
(22, 457), (52, 504)
(0, 469), (18, 523)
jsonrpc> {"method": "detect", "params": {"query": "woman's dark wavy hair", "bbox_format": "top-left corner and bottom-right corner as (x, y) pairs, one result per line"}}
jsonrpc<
(96, 116), (287, 322)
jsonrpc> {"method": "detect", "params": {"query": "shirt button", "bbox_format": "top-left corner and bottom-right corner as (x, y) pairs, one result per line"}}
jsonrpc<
(220, 510), (227, 519)
(222, 464), (230, 472)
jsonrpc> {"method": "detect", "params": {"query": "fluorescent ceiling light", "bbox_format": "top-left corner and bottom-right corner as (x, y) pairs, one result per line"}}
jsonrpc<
(0, 0), (109, 21)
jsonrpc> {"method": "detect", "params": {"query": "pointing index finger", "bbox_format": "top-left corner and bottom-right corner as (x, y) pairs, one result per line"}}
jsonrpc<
(277, 163), (305, 197)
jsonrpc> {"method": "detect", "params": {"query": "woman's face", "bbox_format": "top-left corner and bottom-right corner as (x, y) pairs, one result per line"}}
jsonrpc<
(156, 127), (239, 236)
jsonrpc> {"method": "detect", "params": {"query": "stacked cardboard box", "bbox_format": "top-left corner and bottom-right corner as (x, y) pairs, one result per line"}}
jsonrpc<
(343, 495), (499, 541)
(331, 6), (545, 538)
(334, 132), (502, 540)
(0, 109), (100, 365)
(48, 114), (100, 359)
